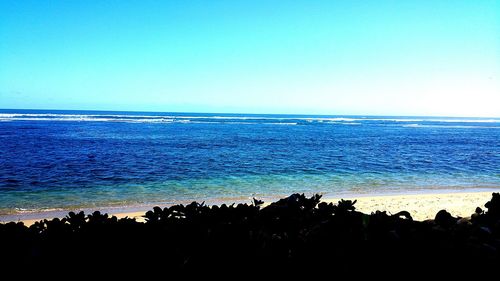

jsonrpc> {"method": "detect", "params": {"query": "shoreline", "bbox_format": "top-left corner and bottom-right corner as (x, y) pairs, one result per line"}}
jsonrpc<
(1, 188), (499, 225)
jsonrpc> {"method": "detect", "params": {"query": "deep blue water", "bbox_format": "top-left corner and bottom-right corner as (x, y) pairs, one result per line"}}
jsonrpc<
(0, 109), (499, 215)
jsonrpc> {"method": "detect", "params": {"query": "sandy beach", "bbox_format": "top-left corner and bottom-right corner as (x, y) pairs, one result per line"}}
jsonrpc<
(1, 190), (497, 225)
(323, 191), (495, 221)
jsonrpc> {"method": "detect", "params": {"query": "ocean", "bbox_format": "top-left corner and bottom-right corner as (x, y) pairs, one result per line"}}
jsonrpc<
(0, 109), (499, 216)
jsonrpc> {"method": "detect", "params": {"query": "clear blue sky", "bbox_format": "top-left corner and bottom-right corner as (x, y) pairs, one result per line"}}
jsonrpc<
(1, 0), (499, 116)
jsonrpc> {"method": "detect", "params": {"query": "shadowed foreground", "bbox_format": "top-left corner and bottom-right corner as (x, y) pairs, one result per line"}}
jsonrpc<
(2, 193), (500, 275)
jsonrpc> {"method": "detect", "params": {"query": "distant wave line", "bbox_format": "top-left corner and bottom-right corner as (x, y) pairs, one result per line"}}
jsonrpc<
(0, 113), (499, 124)
(403, 124), (500, 129)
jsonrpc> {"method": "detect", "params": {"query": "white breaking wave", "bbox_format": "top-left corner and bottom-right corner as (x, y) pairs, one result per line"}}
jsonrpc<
(0, 116), (175, 123)
(0, 113), (498, 124)
(403, 124), (500, 129)
(267, 122), (298, 125)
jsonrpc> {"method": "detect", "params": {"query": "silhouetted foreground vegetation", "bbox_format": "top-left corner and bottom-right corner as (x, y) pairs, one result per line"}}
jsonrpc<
(2, 193), (500, 275)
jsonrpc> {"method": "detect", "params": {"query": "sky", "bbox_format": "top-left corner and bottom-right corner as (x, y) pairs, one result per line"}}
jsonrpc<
(0, 0), (499, 117)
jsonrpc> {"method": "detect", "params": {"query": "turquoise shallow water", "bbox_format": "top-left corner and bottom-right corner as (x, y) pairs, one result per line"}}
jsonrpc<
(0, 109), (499, 215)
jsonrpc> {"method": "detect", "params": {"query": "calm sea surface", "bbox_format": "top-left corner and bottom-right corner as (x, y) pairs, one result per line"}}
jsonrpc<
(1, 109), (499, 215)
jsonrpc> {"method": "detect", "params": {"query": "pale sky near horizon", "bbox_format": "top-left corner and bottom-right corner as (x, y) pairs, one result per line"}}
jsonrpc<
(0, 0), (499, 117)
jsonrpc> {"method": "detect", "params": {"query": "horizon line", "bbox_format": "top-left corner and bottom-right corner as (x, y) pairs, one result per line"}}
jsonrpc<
(0, 108), (499, 119)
